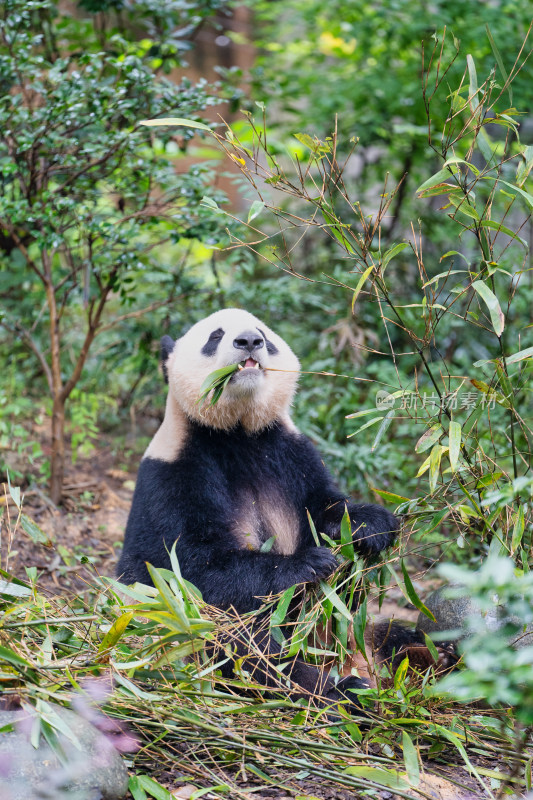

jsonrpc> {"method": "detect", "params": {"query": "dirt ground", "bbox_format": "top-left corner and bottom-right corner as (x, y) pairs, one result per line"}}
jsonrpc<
(1, 443), (136, 593)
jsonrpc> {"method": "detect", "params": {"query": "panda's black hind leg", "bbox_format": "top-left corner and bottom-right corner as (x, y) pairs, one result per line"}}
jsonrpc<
(367, 618), (459, 674)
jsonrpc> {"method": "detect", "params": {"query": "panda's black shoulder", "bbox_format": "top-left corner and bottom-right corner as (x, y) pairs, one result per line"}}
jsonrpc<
(137, 420), (325, 491)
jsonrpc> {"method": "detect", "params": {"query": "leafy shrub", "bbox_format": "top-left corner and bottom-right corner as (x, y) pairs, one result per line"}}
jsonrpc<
(0, 0), (233, 501)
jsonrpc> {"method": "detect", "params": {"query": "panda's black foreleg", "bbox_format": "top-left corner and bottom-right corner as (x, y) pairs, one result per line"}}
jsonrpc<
(320, 500), (399, 557)
(179, 544), (339, 614)
(212, 615), (367, 716)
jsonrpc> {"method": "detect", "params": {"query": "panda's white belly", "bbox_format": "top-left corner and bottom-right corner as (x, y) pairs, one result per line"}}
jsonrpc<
(232, 490), (299, 555)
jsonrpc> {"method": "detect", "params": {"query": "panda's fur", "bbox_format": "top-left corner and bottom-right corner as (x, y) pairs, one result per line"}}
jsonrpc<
(117, 308), (402, 710)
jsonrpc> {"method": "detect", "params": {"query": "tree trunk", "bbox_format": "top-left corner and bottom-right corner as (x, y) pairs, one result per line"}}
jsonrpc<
(50, 395), (65, 505)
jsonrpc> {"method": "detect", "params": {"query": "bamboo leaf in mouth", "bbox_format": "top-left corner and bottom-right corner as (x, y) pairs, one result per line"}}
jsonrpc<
(197, 363), (240, 406)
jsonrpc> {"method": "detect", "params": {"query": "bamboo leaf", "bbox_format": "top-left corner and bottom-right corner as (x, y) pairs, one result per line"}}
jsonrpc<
(351, 264), (374, 310)
(346, 416), (382, 439)
(353, 597), (367, 655)
(306, 510), (320, 547)
(431, 725), (483, 785)
(140, 117), (212, 132)
(248, 200), (264, 223)
(423, 632), (440, 663)
(97, 612), (134, 660)
(423, 268), (469, 288)
(0, 644), (34, 669)
(415, 425), (443, 454)
(472, 280), (505, 336)
(394, 656), (409, 689)
(467, 54), (481, 121)
(293, 132), (316, 150)
(416, 168), (457, 195)
(260, 535), (276, 553)
(6, 473), (21, 509)
(486, 24), (512, 105)
(516, 144), (533, 187)
(495, 179), (533, 209)
(470, 379), (511, 409)
(506, 346), (533, 365)
(201, 196), (220, 210)
(402, 732), (420, 786)
(443, 156), (480, 175)
(343, 766), (409, 791)
(197, 364), (239, 406)
(0, 580), (32, 598)
(479, 220), (528, 248)
(371, 488), (411, 504)
(129, 776), (148, 800)
(271, 584), (297, 627)
(318, 580), (352, 622)
(381, 242), (408, 272)
(39, 702), (82, 750)
(400, 561), (436, 622)
(345, 407), (379, 420)
(429, 443), (443, 492)
(136, 775), (173, 799)
(146, 564), (189, 630)
(448, 420), (462, 472)
(322, 209), (355, 254)
(511, 506), (525, 554)
(371, 409), (394, 452)
(20, 514), (53, 547)
(339, 507), (354, 561)
(448, 193), (480, 220)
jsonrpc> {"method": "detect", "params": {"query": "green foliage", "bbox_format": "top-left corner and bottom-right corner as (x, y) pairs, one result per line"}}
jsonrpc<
(0, 0), (235, 498)
(435, 556), (533, 725)
(248, 0), (532, 236)
(69, 388), (116, 462)
(201, 26), (532, 569)
(0, 1), (226, 336)
(0, 360), (48, 483)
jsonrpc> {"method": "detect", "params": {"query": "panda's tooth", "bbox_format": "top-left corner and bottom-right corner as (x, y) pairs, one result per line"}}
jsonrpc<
(254, 362), (260, 369)
(237, 364), (244, 370)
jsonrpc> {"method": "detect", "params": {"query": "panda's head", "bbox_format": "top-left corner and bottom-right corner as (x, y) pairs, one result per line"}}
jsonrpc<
(162, 309), (300, 432)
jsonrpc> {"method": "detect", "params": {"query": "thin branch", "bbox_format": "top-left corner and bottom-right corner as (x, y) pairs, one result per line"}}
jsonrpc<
(96, 297), (179, 334)
(0, 223), (45, 282)
(0, 319), (53, 393)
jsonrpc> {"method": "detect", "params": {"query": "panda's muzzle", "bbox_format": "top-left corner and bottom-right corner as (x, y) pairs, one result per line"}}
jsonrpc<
(231, 330), (265, 375)
(233, 330), (265, 356)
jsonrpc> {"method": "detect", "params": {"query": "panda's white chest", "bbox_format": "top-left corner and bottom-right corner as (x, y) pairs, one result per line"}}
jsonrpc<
(232, 489), (299, 556)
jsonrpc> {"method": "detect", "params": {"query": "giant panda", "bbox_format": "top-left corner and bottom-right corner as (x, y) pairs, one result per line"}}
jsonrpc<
(117, 308), (400, 710)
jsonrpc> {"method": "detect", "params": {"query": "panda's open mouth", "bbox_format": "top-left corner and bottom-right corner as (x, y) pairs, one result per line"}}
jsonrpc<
(237, 358), (262, 371)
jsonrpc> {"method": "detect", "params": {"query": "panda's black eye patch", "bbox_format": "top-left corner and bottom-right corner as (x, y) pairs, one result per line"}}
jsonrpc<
(201, 328), (225, 357)
(258, 328), (279, 356)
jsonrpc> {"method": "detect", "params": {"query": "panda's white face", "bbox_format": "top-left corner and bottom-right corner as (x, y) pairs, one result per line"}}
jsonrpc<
(165, 309), (300, 432)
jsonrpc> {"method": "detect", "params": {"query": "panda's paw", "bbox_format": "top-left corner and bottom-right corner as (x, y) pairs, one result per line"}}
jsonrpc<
(337, 675), (370, 694)
(290, 547), (338, 584)
(324, 676), (369, 717)
(350, 505), (399, 555)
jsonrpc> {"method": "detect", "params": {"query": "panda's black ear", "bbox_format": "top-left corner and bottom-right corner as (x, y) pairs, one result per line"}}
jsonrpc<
(160, 335), (175, 384)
